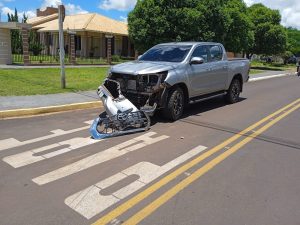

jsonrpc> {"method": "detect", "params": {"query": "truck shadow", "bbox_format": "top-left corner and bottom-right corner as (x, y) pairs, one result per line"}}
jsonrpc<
(150, 97), (300, 151)
(151, 96), (246, 125)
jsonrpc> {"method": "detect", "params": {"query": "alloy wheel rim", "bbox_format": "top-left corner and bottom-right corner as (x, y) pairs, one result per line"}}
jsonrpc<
(173, 92), (183, 116)
(232, 81), (240, 100)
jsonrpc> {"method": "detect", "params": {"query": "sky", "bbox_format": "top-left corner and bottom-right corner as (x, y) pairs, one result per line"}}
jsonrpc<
(0, 0), (299, 29)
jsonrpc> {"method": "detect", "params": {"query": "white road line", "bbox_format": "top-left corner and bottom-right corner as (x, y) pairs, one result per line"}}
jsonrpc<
(3, 137), (101, 168)
(249, 73), (292, 82)
(65, 145), (207, 219)
(32, 132), (169, 185)
(0, 120), (92, 152)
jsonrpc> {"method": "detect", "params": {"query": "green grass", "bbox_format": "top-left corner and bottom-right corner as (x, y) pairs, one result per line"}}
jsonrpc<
(0, 67), (109, 96)
(250, 61), (296, 71)
(249, 69), (265, 74)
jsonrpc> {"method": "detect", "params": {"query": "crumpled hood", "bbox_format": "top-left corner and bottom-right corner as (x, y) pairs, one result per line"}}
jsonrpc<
(110, 61), (179, 75)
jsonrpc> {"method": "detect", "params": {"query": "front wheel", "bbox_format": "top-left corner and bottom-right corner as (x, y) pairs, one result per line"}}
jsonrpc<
(163, 87), (184, 121)
(225, 78), (241, 104)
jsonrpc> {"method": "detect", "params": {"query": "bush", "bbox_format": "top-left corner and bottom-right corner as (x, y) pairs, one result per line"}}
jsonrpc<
(30, 42), (44, 56)
(111, 55), (121, 62)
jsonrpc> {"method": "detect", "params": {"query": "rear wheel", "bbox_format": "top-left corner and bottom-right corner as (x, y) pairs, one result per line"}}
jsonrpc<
(163, 87), (184, 121)
(225, 78), (241, 104)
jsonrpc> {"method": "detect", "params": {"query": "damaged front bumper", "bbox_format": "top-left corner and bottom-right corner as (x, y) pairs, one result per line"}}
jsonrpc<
(107, 71), (169, 113)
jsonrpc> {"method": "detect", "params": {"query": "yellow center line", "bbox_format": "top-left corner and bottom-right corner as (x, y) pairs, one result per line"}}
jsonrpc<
(124, 102), (300, 224)
(92, 98), (300, 225)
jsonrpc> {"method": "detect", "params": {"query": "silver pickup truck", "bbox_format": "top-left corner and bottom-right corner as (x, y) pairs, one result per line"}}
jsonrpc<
(105, 42), (250, 121)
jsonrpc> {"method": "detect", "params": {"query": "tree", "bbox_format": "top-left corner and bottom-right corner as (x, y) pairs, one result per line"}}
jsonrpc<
(8, 8), (23, 54)
(221, 0), (254, 54)
(128, 0), (253, 53)
(29, 31), (44, 56)
(286, 27), (300, 56)
(246, 3), (287, 57)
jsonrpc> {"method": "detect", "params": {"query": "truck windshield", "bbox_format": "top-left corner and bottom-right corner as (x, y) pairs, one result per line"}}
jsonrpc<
(139, 45), (192, 62)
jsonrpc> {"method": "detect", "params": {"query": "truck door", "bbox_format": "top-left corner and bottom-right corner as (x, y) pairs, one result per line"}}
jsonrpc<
(207, 45), (228, 91)
(187, 45), (212, 96)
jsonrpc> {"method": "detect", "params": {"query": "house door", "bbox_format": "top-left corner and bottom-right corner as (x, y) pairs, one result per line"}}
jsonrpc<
(121, 36), (128, 56)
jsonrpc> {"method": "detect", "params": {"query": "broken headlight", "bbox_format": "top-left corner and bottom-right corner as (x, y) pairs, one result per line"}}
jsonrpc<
(137, 71), (168, 93)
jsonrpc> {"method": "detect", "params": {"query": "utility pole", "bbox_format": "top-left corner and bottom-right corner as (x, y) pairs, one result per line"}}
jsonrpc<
(58, 5), (66, 88)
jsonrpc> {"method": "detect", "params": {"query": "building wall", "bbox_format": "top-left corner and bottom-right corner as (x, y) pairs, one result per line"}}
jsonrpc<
(37, 31), (132, 58)
(0, 28), (12, 64)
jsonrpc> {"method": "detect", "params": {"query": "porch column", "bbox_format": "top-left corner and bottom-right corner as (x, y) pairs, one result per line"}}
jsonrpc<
(81, 32), (88, 57)
(69, 34), (76, 64)
(105, 34), (113, 65)
(21, 28), (30, 65)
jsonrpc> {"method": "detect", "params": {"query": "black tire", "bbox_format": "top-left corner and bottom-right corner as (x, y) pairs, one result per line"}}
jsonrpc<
(225, 78), (241, 104)
(163, 87), (185, 121)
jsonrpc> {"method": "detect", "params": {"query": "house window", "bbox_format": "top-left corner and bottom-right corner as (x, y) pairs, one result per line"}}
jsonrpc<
(48, 33), (53, 46)
(75, 35), (81, 51)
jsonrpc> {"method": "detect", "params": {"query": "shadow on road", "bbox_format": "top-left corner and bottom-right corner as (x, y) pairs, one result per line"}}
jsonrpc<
(151, 96), (246, 125)
(150, 96), (300, 151)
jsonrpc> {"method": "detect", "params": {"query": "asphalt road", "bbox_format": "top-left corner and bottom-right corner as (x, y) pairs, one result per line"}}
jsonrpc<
(0, 75), (300, 225)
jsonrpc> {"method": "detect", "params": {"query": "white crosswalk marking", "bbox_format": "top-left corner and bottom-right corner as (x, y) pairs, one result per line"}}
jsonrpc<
(32, 132), (169, 185)
(65, 145), (207, 219)
(0, 121), (92, 152)
(3, 137), (101, 168)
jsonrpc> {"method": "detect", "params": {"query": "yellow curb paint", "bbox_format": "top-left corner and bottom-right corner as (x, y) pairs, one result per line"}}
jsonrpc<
(0, 101), (102, 119)
(124, 102), (300, 225)
(92, 98), (300, 225)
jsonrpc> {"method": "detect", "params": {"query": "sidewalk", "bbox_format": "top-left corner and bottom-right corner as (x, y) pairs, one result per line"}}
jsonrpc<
(0, 91), (99, 111)
(0, 70), (295, 117)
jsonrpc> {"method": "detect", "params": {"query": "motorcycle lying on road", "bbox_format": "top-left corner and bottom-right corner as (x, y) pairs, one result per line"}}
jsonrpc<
(90, 79), (150, 139)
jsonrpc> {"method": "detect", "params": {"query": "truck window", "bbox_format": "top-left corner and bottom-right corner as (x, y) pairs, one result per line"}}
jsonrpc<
(139, 45), (192, 62)
(191, 45), (208, 62)
(209, 45), (223, 61)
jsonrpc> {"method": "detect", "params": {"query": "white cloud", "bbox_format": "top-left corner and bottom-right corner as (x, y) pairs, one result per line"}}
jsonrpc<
(119, 16), (127, 23)
(40, 0), (88, 15)
(41, 0), (62, 9)
(24, 10), (36, 18)
(1, 6), (36, 19)
(244, 0), (300, 29)
(99, 0), (137, 11)
(1, 6), (13, 15)
(65, 3), (88, 15)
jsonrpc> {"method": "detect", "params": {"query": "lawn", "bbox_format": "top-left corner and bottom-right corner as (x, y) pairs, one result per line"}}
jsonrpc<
(249, 69), (265, 74)
(250, 61), (296, 71)
(0, 67), (109, 96)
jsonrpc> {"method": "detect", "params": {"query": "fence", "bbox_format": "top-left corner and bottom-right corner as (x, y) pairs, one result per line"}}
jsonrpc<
(12, 54), (134, 65)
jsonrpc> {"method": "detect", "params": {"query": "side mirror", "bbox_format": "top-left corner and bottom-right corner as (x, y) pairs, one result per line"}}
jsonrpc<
(190, 57), (204, 65)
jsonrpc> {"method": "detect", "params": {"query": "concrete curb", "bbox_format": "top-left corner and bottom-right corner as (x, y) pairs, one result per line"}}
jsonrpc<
(0, 101), (102, 119)
(249, 72), (294, 82)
